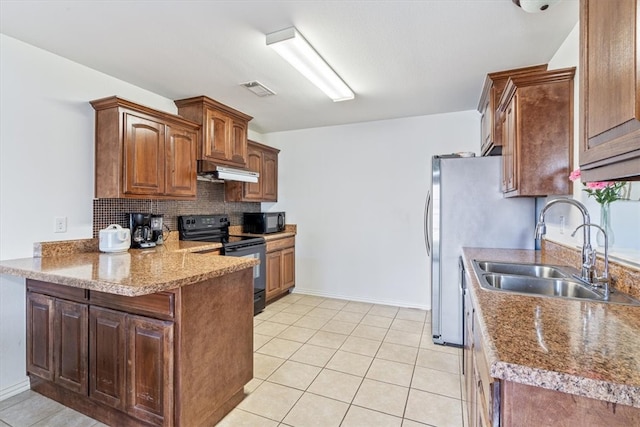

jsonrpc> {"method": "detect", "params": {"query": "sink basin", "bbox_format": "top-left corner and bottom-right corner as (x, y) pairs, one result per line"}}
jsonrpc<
(475, 260), (569, 279)
(472, 259), (640, 306)
(482, 274), (601, 299)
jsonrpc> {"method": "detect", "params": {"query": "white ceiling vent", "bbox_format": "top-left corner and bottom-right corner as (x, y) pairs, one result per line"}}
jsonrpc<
(241, 81), (276, 97)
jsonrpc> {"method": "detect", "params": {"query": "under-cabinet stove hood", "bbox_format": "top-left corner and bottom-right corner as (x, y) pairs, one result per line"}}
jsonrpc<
(197, 161), (259, 183)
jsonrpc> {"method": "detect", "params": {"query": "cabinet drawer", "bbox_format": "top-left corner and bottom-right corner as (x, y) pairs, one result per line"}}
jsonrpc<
(266, 236), (295, 252)
(27, 279), (88, 303)
(90, 291), (175, 320)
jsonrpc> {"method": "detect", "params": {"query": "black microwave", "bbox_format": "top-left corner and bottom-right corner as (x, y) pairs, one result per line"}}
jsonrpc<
(243, 212), (285, 234)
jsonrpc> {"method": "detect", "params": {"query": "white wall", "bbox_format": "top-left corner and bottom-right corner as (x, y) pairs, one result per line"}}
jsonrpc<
(262, 112), (479, 308)
(0, 34), (179, 400)
(541, 24), (640, 265)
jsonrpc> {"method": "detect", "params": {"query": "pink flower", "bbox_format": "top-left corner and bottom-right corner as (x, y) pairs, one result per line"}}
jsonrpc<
(586, 181), (616, 190)
(569, 169), (581, 182)
(569, 168), (626, 205)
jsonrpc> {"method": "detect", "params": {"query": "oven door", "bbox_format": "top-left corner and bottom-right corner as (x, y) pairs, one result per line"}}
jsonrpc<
(223, 243), (266, 314)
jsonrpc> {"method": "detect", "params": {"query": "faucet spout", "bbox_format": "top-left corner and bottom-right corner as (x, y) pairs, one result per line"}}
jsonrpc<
(536, 198), (592, 282)
(572, 223), (610, 300)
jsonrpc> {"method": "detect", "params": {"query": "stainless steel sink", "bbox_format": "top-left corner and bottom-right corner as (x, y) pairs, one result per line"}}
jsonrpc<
(475, 261), (569, 279)
(482, 274), (602, 299)
(472, 260), (640, 306)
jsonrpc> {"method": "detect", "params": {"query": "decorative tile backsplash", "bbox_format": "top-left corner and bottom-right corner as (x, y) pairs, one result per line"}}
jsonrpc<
(93, 181), (260, 236)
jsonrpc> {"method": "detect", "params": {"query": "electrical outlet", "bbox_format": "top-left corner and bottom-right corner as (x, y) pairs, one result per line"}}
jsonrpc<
(559, 215), (565, 234)
(54, 217), (67, 233)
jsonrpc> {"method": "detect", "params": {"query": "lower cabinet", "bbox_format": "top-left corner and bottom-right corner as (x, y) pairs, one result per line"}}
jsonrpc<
(27, 292), (174, 426)
(89, 307), (174, 425)
(266, 237), (295, 302)
(89, 306), (126, 410)
(464, 272), (640, 427)
(26, 269), (253, 427)
(27, 293), (88, 394)
(463, 288), (498, 427)
(125, 313), (174, 426)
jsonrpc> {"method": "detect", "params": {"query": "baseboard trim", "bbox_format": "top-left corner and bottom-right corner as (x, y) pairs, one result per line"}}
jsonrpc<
(0, 377), (30, 401)
(291, 287), (430, 311)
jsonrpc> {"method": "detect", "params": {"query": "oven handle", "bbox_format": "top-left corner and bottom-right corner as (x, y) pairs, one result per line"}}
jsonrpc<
(224, 242), (266, 253)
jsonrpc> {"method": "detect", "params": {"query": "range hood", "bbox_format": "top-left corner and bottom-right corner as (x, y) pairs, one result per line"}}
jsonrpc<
(197, 161), (259, 183)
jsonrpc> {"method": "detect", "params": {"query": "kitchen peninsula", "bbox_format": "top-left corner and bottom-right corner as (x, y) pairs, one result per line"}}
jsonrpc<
(0, 238), (259, 427)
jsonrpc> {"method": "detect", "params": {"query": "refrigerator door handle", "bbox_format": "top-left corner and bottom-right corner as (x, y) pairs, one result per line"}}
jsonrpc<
(424, 191), (431, 256)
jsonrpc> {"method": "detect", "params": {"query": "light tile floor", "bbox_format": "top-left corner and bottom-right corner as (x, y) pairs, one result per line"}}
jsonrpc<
(223, 293), (464, 427)
(0, 293), (464, 427)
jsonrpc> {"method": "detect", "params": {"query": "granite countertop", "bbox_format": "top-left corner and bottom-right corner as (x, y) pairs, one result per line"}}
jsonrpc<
(0, 240), (257, 297)
(228, 224), (297, 241)
(463, 247), (640, 408)
(0, 224), (299, 297)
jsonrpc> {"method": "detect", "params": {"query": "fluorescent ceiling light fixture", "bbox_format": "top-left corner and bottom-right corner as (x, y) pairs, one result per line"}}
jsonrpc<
(266, 27), (355, 102)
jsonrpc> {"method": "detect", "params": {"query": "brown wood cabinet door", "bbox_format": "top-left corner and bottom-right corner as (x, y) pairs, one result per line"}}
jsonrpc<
(230, 119), (248, 166)
(266, 251), (283, 300)
(480, 97), (492, 155)
(126, 315), (174, 426)
(123, 113), (165, 196)
(54, 299), (88, 394)
(262, 150), (278, 202)
(203, 108), (230, 162)
(165, 125), (197, 197)
(281, 247), (295, 290)
(502, 99), (517, 193)
(89, 306), (126, 410)
(27, 292), (55, 381)
(580, 0), (640, 181)
(243, 145), (263, 200)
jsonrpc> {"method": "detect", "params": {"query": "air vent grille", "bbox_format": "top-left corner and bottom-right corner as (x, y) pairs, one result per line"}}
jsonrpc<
(241, 81), (276, 97)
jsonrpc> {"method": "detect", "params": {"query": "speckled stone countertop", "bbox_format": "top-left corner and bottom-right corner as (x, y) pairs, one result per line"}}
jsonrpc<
(228, 224), (297, 241)
(0, 224), (299, 297)
(0, 240), (257, 297)
(463, 247), (640, 408)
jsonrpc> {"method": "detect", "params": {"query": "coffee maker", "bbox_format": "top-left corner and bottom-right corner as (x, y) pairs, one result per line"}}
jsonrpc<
(129, 213), (156, 249)
(150, 214), (165, 245)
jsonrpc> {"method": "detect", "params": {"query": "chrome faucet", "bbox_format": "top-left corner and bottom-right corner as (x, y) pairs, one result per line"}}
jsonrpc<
(572, 223), (610, 300)
(535, 198), (593, 283)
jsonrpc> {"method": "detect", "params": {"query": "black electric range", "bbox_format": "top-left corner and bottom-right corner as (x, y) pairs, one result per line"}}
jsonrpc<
(178, 214), (266, 314)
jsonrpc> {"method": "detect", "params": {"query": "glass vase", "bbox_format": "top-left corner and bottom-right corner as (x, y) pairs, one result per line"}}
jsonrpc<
(597, 202), (614, 248)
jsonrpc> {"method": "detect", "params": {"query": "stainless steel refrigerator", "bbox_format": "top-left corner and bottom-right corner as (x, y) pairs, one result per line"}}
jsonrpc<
(426, 155), (535, 346)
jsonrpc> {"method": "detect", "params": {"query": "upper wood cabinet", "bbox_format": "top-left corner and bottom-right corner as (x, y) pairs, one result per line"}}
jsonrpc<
(579, 0), (640, 181)
(91, 96), (199, 200)
(225, 140), (279, 202)
(174, 96), (252, 169)
(497, 67), (576, 197)
(478, 64), (548, 156)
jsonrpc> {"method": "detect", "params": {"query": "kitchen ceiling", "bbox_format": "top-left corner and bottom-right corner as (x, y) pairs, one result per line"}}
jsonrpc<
(0, 0), (578, 134)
